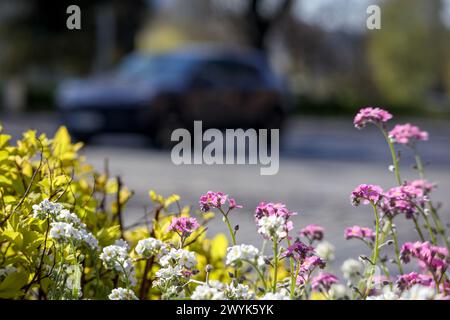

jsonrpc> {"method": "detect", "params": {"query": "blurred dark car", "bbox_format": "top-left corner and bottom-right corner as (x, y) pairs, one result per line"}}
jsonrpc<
(56, 47), (290, 147)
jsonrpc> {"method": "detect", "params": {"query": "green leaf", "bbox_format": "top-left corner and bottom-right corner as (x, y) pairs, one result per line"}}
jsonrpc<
(0, 270), (29, 298)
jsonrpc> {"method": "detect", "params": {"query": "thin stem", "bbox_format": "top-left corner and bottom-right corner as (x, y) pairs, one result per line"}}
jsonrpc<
(413, 150), (449, 249)
(413, 147), (425, 180)
(379, 126), (402, 185)
(219, 208), (236, 246)
(416, 206), (437, 244)
(272, 240), (279, 293)
(286, 238), (296, 299)
(412, 216), (425, 242)
(246, 260), (267, 290)
(371, 203), (381, 267)
(390, 222), (404, 274)
(429, 205), (450, 250)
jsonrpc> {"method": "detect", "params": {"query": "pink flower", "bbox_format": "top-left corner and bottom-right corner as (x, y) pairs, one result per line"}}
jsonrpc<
(282, 240), (314, 261)
(400, 242), (448, 277)
(354, 107), (392, 129)
(311, 272), (339, 291)
(381, 181), (433, 219)
(299, 256), (326, 274)
(351, 184), (383, 206)
(408, 180), (435, 195)
(167, 217), (200, 235)
(254, 202), (297, 239)
(396, 272), (433, 291)
(296, 256), (326, 286)
(254, 202), (297, 220)
(344, 225), (375, 241)
(299, 224), (325, 242)
(389, 123), (428, 145)
(199, 191), (242, 212)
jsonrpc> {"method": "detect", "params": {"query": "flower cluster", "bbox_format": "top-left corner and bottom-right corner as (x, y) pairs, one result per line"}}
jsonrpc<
(311, 273), (340, 291)
(353, 107), (392, 129)
(344, 225), (375, 242)
(255, 202), (296, 240)
(380, 181), (432, 218)
(32, 199), (63, 220)
(191, 281), (226, 300)
(389, 123), (428, 145)
(225, 244), (260, 266)
(100, 240), (136, 286)
(199, 191), (242, 212)
(108, 287), (138, 300)
(351, 184), (384, 206)
(153, 248), (198, 297)
(135, 237), (167, 259)
(299, 224), (324, 242)
(32, 199), (99, 250)
(396, 272), (433, 291)
(167, 217), (200, 236)
(341, 259), (363, 283)
(400, 242), (448, 276)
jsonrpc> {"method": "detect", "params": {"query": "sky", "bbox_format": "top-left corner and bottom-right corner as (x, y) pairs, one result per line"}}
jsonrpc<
(149, 0), (450, 32)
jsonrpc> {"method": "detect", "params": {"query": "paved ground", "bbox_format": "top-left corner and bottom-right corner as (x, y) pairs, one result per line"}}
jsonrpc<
(2, 112), (450, 267)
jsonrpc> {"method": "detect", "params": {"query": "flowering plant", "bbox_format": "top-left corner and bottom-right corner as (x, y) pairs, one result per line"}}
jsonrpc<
(1, 107), (449, 300)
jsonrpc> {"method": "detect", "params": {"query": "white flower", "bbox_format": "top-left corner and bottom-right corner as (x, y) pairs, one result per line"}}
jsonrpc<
(257, 215), (287, 239)
(114, 239), (129, 250)
(49, 221), (98, 250)
(159, 248), (197, 269)
(341, 259), (363, 283)
(400, 285), (436, 300)
(56, 209), (82, 226)
(135, 238), (166, 258)
(154, 265), (184, 286)
(108, 288), (138, 300)
(367, 286), (400, 300)
(226, 244), (259, 266)
(49, 222), (83, 241)
(315, 241), (335, 261)
(99, 244), (129, 271)
(80, 230), (99, 250)
(32, 199), (62, 220)
(192, 281), (226, 300)
(226, 283), (255, 300)
(328, 284), (350, 300)
(260, 288), (290, 300)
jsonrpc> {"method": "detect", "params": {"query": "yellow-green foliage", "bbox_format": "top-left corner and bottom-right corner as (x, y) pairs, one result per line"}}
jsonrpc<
(0, 125), (228, 299)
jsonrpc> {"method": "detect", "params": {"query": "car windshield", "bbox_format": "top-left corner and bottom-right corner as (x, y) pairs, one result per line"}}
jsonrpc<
(117, 54), (192, 81)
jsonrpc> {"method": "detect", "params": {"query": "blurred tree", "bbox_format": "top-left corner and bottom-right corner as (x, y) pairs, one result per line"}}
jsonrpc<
(0, 0), (148, 75)
(212, 0), (294, 50)
(367, 0), (449, 110)
(0, 0), (149, 111)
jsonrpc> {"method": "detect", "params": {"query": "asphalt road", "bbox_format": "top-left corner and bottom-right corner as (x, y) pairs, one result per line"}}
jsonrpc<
(2, 112), (450, 267)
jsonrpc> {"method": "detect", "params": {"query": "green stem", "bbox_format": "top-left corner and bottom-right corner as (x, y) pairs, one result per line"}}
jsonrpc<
(246, 260), (267, 290)
(371, 203), (381, 267)
(416, 206), (437, 245)
(219, 208), (236, 246)
(390, 223), (404, 274)
(412, 216), (425, 242)
(413, 151), (449, 248)
(286, 238), (296, 299)
(429, 205), (450, 250)
(413, 147), (425, 180)
(272, 240), (279, 293)
(379, 126), (402, 185)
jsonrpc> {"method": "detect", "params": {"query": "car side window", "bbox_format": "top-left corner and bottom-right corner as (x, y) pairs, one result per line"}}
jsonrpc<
(191, 60), (264, 89)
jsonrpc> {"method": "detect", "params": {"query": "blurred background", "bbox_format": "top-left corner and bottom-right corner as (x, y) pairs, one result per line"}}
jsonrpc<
(1, 0), (450, 265)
